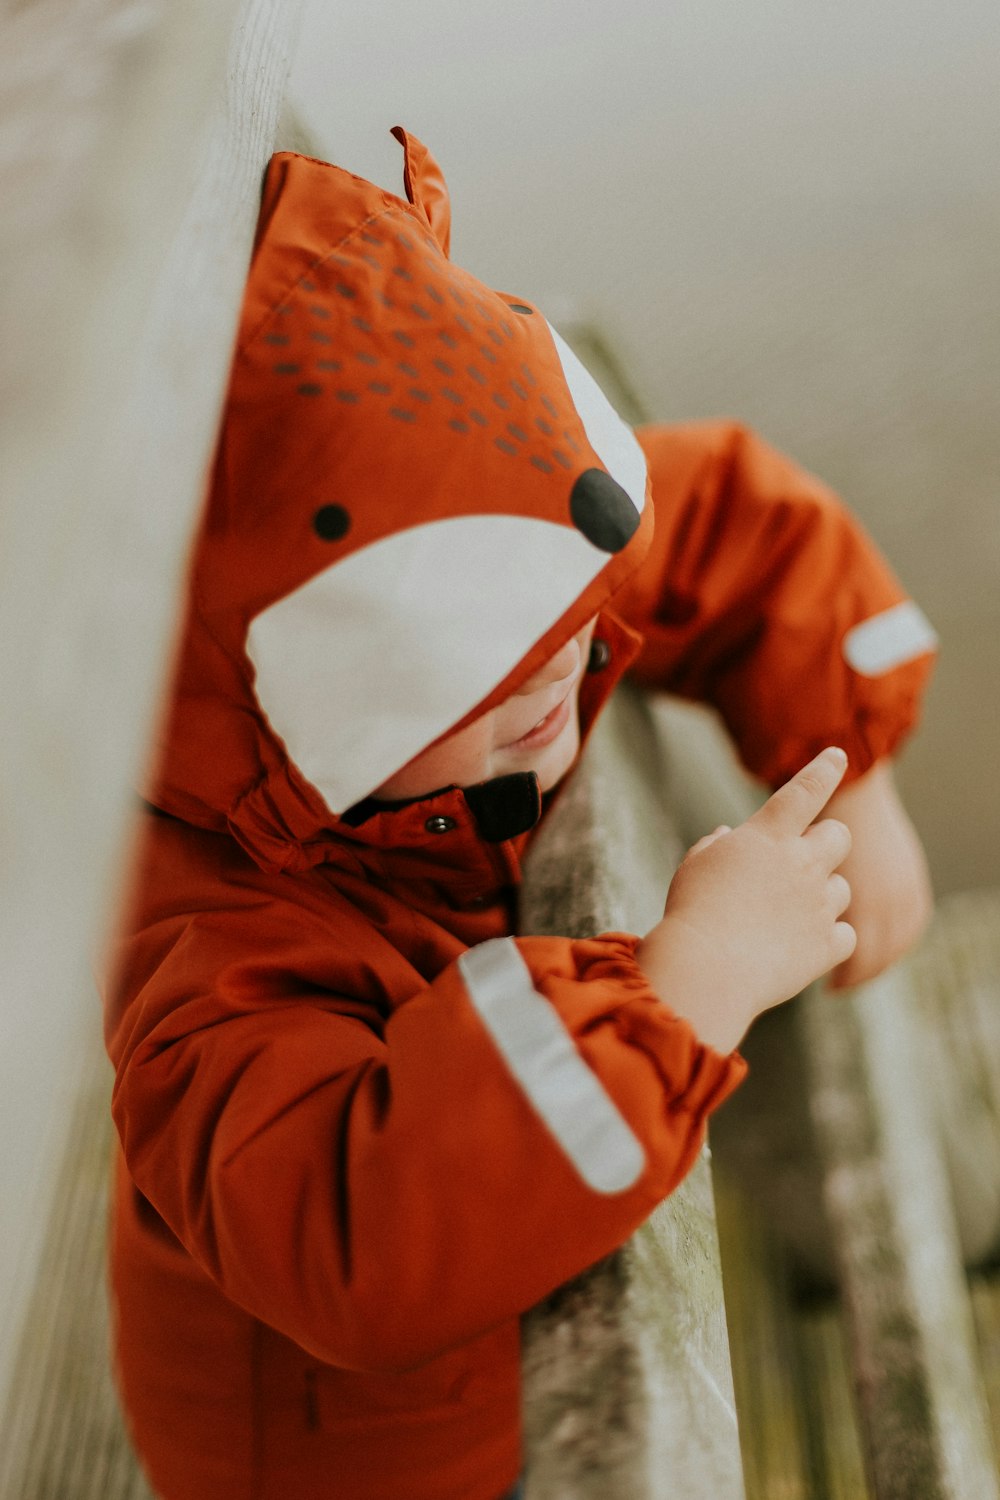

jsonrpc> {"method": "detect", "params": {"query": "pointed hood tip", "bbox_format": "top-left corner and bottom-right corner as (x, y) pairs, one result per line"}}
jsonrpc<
(389, 125), (452, 257)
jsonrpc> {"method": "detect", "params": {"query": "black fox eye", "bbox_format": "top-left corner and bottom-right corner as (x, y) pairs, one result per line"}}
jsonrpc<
(313, 505), (351, 542)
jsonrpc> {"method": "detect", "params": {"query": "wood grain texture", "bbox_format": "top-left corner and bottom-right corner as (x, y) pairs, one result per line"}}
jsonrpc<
(907, 890), (1000, 1264)
(0, 0), (300, 1441)
(802, 970), (1000, 1500)
(0, 1031), (154, 1500)
(520, 686), (745, 1500)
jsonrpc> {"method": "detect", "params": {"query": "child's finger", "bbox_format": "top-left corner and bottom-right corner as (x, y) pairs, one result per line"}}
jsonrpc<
(828, 872), (852, 918)
(755, 748), (849, 837)
(804, 816), (853, 870)
(831, 919), (858, 969)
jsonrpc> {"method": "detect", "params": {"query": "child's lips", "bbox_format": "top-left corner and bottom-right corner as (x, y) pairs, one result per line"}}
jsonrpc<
(503, 692), (573, 752)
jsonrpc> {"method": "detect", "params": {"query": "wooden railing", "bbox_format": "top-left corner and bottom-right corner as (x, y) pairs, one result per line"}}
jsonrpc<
(0, 0), (302, 1432)
(520, 688), (744, 1499)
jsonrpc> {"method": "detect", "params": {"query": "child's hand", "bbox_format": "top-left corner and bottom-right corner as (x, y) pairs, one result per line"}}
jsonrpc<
(636, 748), (856, 1053)
(823, 758), (933, 990)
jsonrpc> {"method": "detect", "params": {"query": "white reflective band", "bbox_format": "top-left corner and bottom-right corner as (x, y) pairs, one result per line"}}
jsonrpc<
(843, 601), (938, 677)
(458, 938), (646, 1195)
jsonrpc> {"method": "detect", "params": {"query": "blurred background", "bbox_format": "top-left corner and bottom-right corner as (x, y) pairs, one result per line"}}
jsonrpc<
(289, 0), (1000, 897)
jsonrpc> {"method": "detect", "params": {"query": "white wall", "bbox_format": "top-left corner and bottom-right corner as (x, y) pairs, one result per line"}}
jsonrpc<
(288, 0), (1000, 896)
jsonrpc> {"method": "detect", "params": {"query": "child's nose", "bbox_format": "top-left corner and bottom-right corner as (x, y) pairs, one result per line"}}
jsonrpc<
(516, 635), (583, 696)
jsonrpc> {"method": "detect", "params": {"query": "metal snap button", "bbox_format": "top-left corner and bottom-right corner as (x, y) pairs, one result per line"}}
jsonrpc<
(587, 638), (611, 672)
(425, 815), (458, 834)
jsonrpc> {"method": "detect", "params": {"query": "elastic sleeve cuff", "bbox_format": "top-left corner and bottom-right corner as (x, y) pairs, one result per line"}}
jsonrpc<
(536, 930), (748, 1118)
(591, 932), (747, 1111)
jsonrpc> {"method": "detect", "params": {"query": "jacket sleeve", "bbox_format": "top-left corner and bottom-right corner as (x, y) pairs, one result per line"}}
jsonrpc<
(614, 421), (938, 786)
(107, 866), (744, 1374)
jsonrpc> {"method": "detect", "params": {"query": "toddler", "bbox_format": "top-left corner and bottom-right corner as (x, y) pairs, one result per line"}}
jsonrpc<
(105, 129), (936, 1500)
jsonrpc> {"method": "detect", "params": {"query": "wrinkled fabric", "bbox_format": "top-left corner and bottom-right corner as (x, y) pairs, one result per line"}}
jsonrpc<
(105, 132), (935, 1500)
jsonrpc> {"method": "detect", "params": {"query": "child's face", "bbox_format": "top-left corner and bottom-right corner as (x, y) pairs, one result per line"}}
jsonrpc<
(373, 617), (599, 801)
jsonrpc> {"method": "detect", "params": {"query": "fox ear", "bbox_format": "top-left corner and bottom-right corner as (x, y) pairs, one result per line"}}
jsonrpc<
(390, 126), (452, 257)
(254, 154), (294, 255)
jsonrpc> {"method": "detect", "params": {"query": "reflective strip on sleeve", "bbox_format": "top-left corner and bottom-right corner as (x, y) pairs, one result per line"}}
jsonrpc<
(458, 938), (646, 1194)
(843, 601), (939, 677)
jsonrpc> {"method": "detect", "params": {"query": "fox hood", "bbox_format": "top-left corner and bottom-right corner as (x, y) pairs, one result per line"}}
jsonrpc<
(146, 128), (653, 869)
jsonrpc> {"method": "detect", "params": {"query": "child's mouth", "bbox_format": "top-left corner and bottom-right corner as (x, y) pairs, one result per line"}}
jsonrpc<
(505, 693), (573, 752)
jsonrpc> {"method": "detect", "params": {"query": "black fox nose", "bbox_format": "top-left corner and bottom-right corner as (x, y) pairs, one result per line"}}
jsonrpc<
(569, 469), (640, 554)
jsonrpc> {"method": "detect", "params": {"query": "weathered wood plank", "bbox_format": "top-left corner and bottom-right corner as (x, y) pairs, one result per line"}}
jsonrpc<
(520, 686), (745, 1500)
(0, 0), (301, 1452)
(906, 891), (1000, 1265)
(801, 971), (1000, 1500)
(0, 1032), (154, 1500)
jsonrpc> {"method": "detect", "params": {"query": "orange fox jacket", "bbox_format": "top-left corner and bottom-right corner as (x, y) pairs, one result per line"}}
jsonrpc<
(104, 132), (937, 1500)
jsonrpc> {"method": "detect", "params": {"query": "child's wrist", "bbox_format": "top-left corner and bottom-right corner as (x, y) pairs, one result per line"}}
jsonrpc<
(635, 919), (748, 1055)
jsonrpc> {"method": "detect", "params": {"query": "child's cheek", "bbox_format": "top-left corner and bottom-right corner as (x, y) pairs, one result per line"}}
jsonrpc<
(372, 715), (500, 800)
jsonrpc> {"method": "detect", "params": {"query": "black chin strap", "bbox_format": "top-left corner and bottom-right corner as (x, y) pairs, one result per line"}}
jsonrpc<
(462, 773), (542, 842)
